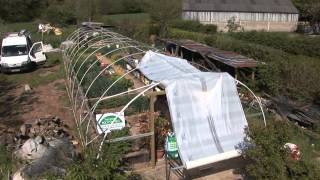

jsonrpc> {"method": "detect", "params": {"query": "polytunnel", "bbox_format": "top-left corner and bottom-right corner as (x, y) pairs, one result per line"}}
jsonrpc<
(62, 24), (266, 174)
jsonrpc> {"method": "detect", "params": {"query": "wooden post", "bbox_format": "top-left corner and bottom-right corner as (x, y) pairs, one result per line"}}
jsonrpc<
(235, 69), (239, 80)
(149, 94), (157, 168)
(251, 70), (255, 81)
(175, 46), (180, 57)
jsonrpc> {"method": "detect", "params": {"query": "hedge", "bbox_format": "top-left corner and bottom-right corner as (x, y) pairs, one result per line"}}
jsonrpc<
(229, 31), (320, 58)
(167, 28), (320, 102)
(170, 19), (217, 34)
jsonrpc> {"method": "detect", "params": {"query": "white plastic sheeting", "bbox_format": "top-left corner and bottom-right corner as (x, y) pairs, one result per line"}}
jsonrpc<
(139, 50), (200, 81)
(139, 51), (248, 169)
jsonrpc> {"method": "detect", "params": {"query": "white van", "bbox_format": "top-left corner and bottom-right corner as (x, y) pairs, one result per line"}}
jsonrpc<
(0, 30), (46, 73)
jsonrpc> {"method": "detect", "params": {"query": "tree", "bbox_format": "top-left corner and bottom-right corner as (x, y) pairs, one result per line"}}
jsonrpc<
(293, 0), (320, 29)
(0, 0), (48, 22)
(43, 0), (77, 25)
(145, 0), (182, 37)
(225, 16), (242, 32)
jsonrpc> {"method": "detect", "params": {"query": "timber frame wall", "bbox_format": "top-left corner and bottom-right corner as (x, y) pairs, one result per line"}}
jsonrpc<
(183, 11), (299, 32)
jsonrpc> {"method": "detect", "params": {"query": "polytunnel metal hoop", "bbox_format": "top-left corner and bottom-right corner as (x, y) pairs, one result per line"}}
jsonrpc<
(96, 82), (160, 157)
(69, 40), (139, 99)
(67, 35), (132, 77)
(83, 67), (139, 143)
(77, 51), (148, 121)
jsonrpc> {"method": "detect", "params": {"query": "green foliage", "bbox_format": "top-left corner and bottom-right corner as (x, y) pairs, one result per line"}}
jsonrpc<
(226, 16), (242, 32)
(155, 117), (170, 147)
(95, 94), (149, 115)
(292, 0), (320, 24)
(0, 145), (12, 179)
(168, 28), (210, 42)
(74, 60), (134, 98)
(240, 120), (320, 179)
(66, 128), (131, 179)
(43, 1), (77, 25)
(146, 0), (182, 37)
(170, 19), (217, 34)
(229, 31), (320, 58)
(0, 0), (47, 22)
(97, 0), (146, 15)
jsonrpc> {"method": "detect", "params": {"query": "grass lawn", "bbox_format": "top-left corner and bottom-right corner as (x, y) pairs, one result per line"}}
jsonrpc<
(0, 22), (76, 48)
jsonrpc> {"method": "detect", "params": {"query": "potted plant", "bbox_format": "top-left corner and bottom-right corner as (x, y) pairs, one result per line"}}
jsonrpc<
(155, 117), (170, 159)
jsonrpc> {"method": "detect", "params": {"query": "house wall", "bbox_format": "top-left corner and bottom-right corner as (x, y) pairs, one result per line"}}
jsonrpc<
(182, 11), (299, 32)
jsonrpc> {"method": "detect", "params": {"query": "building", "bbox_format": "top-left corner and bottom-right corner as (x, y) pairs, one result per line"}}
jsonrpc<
(182, 0), (299, 32)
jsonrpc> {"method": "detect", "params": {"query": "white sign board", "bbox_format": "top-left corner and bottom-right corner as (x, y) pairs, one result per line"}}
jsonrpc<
(96, 112), (125, 134)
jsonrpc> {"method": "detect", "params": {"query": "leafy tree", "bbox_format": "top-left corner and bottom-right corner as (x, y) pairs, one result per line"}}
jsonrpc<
(43, 0), (77, 25)
(293, 0), (320, 27)
(145, 0), (182, 37)
(0, 0), (48, 22)
(226, 16), (242, 32)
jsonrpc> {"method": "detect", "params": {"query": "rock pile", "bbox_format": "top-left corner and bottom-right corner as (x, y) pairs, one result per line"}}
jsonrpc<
(15, 116), (72, 146)
(0, 116), (77, 180)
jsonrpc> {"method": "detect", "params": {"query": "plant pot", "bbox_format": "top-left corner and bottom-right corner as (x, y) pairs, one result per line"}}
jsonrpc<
(156, 148), (165, 159)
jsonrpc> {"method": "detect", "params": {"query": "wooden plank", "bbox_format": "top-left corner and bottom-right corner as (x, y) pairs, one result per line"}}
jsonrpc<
(106, 132), (154, 143)
(146, 90), (166, 97)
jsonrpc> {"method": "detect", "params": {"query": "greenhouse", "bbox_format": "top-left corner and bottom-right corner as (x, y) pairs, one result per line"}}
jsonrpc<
(63, 24), (266, 178)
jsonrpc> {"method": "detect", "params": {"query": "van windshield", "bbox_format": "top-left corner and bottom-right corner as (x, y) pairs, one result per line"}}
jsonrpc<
(2, 45), (28, 57)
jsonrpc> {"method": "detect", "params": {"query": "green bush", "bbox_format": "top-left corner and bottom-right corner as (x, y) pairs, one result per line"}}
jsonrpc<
(66, 128), (131, 179)
(43, 4), (77, 26)
(229, 31), (320, 58)
(168, 28), (210, 42)
(240, 120), (320, 179)
(170, 20), (217, 34)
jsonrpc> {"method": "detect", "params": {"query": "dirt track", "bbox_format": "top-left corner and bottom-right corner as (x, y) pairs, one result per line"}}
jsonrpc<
(0, 65), (75, 138)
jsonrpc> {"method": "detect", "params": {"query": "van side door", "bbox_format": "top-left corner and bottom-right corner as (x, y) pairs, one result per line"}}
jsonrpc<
(29, 42), (46, 64)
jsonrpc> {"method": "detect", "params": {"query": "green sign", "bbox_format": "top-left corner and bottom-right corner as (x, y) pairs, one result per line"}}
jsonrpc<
(100, 115), (122, 125)
(96, 113), (125, 134)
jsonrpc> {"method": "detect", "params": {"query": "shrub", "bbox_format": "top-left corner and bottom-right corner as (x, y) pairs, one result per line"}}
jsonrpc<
(66, 128), (131, 179)
(170, 19), (217, 34)
(168, 28), (210, 42)
(229, 31), (320, 58)
(239, 120), (320, 179)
